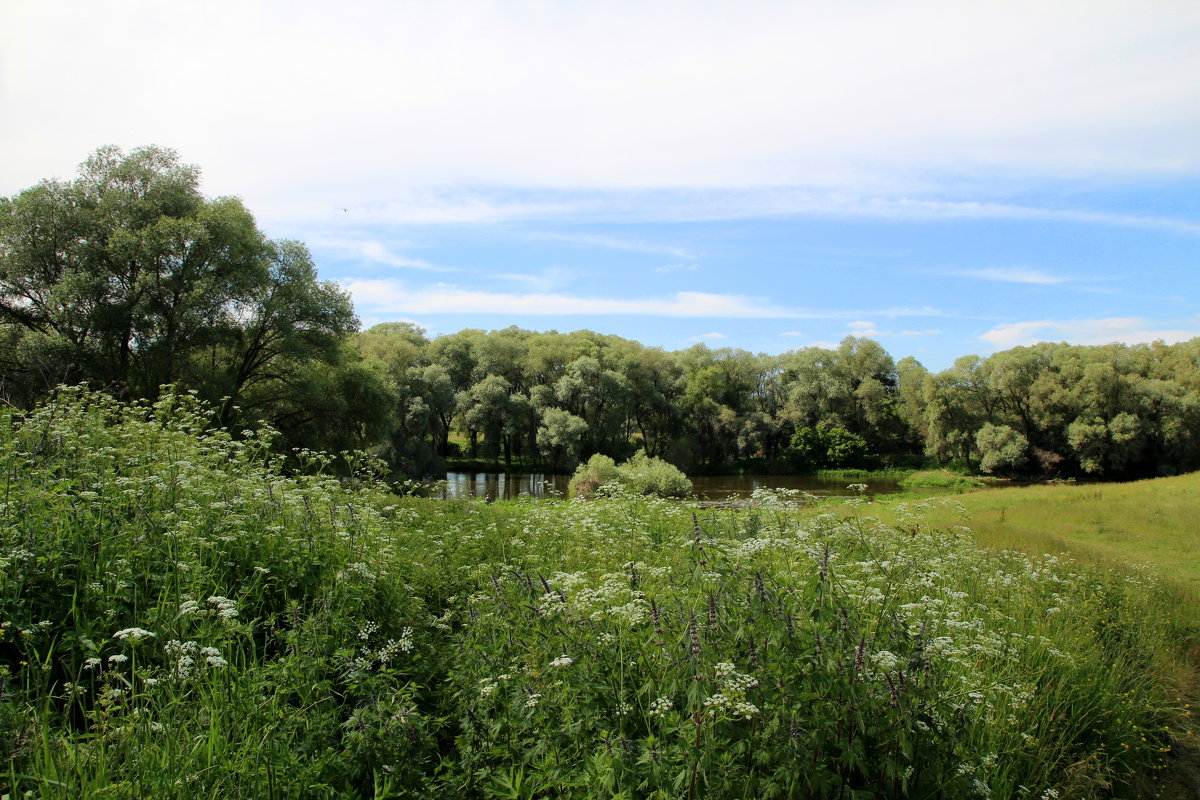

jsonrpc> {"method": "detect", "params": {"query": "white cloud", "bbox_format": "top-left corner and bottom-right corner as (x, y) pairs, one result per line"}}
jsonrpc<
(4, 0), (1199, 207)
(529, 232), (697, 260)
(343, 281), (799, 318)
(310, 237), (456, 272)
(495, 266), (577, 293)
(342, 279), (946, 321)
(979, 317), (1200, 350)
(273, 186), (1200, 233)
(689, 332), (727, 341)
(848, 320), (886, 337)
(946, 267), (1072, 284)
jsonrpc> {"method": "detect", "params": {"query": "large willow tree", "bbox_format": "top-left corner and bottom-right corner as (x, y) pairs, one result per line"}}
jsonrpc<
(0, 146), (390, 452)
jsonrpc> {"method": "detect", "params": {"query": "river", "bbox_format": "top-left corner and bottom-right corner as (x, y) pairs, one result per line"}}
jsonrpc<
(437, 471), (905, 501)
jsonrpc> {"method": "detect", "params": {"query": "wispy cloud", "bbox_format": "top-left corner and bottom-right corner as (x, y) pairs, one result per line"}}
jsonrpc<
(654, 263), (702, 274)
(311, 237), (458, 272)
(689, 332), (728, 341)
(979, 317), (1200, 350)
(343, 279), (946, 321)
(528, 232), (698, 260)
(495, 266), (578, 293)
(302, 187), (1200, 234)
(945, 267), (1072, 284)
(343, 281), (800, 318)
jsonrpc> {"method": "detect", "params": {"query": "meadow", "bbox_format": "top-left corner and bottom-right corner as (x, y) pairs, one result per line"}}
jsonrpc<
(1, 389), (1194, 798)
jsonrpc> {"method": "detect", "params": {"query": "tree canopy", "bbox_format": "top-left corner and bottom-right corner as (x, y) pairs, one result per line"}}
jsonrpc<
(0, 146), (385, 454)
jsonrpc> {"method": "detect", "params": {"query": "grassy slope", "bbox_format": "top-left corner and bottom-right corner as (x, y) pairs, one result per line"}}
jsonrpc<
(875, 473), (1200, 595)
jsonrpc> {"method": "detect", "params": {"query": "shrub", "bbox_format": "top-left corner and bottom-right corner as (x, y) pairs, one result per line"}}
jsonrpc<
(568, 453), (619, 498)
(615, 451), (693, 498)
(568, 452), (693, 499)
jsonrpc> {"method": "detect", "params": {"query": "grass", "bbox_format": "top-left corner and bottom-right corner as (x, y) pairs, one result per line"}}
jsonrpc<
(0, 389), (1195, 798)
(870, 473), (1200, 595)
(898, 470), (985, 490)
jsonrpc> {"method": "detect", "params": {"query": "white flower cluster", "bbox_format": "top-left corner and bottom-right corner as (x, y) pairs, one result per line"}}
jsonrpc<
(648, 696), (673, 717)
(163, 640), (228, 676)
(112, 627), (156, 641)
(702, 662), (760, 719)
(548, 654), (573, 668)
(206, 596), (238, 619)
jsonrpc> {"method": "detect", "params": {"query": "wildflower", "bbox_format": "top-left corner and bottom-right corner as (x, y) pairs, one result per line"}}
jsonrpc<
(525, 693), (542, 708)
(83, 657), (101, 669)
(108, 654), (129, 664)
(649, 696), (673, 717)
(207, 596), (238, 619)
(549, 654), (574, 668)
(112, 627), (156, 641)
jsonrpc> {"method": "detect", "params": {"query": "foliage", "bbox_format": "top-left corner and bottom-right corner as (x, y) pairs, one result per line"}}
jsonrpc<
(613, 450), (693, 498)
(975, 423), (1030, 476)
(0, 389), (1190, 798)
(568, 454), (620, 498)
(0, 146), (381, 456)
(569, 452), (693, 499)
(788, 422), (869, 470)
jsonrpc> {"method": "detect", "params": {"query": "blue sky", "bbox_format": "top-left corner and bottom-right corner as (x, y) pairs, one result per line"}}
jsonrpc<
(3, 0), (1199, 370)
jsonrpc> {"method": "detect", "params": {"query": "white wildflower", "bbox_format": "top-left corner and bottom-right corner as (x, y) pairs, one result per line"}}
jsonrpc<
(649, 696), (673, 717)
(112, 627), (156, 640)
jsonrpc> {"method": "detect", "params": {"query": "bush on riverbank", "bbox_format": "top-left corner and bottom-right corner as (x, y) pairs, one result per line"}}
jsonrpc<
(569, 451), (693, 499)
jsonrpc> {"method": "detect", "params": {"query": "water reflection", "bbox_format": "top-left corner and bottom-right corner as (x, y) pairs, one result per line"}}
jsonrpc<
(439, 472), (568, 500)
(437, 472), (905, 502)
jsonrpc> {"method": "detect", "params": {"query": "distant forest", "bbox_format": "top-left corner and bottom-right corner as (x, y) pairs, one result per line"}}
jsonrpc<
(3, 146), (1199, 481)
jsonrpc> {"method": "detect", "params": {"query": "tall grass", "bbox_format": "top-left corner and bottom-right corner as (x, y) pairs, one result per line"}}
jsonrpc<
(0, 389), (1189, 798)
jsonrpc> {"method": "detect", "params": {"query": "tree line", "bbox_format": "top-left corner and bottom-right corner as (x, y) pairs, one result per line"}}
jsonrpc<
(3, 147), (1199, 480)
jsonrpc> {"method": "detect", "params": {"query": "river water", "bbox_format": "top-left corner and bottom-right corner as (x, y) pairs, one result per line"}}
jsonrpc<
(437, 471), (905, 501)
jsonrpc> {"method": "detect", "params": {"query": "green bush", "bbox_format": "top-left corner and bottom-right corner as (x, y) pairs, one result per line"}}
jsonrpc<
(568, 453), (620, 498)
(615, 450), (693, 498)
(568, 452), (693, 499)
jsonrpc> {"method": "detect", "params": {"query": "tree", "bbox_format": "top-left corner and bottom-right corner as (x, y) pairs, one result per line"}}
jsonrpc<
(975, 423), (1029, 475)
(536, 407), (589, 471)
(0, 146), (371, 453)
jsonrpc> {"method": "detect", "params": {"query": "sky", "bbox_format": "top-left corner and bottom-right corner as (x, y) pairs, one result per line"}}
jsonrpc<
(2, 0), (1199, 371)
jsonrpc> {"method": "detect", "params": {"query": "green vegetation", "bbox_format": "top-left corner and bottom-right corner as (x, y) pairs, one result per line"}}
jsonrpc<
(0, 146), (388, 457)
(0, 389), (1192, 798)
(875, 473), (1200, 595)
(898, 470), (986, 490)
(4, 149), (1200, 796)
(4, 148), (1200, 484)
(568, 451), (692, 499)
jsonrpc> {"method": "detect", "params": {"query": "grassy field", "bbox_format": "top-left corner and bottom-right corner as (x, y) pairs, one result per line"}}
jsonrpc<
(1, 390), (1196, 798)
(866, 474), (1200, 595)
